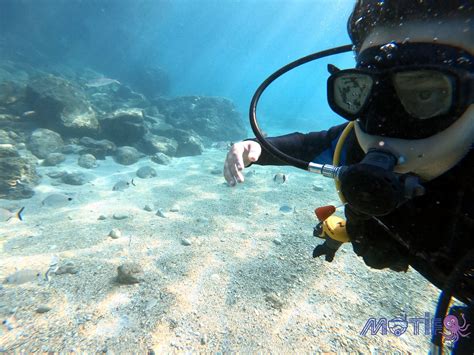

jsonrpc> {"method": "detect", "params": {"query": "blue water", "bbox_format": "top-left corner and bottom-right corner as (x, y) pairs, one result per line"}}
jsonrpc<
(1, 0), (355, 135)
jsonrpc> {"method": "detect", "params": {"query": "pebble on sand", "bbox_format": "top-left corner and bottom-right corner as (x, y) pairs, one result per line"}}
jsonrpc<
(144, 205), (153, 212)
(169, 205), (180, 212)
(156, 209), (166, 218)
(181, 238), (192, 246)
(136, 166), (157, 179)
(273, 173), (287, 184)
(279, 205), (293, 213)
(36, 305), (52, 313)
(109, 228), (122, 239)
(116, 262), (143, 285)
(55, 262), (79, 275)
(113, 213), (129, 220)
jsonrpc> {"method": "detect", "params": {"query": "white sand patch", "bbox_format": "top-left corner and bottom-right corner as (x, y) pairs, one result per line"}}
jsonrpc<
(0, 148), (444, 353)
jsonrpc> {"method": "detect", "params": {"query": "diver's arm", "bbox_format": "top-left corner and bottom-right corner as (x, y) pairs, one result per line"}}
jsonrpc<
(250, 123), (349, 165)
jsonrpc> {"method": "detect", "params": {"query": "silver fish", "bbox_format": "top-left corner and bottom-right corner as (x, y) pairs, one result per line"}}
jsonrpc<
(0, 207), (24, 222)
(41, 194), (73, 208)
(85, 78), (121, 88)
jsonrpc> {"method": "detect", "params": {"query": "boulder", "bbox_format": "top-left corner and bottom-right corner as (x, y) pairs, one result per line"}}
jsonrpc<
(136, 166), (157, 179)
(61, 172), (88, 186)
(113, 146), (142, 165)
(25, 74), (99, 136)
(153, 96), (247, 141)
(174, 130), (204, 157)
(43, 152), (66, 166)
(78, 136), (116, 159)
(99, 108), (145, 145)
(151, 152), (171, 165)
(78, 154), (97, 169)
(28, 128), (64, 159)
(0, 144), (38, 200)
(138, 133), (178, 156)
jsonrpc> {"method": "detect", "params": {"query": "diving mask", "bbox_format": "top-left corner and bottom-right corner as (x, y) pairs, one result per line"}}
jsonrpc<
(327, 43), (474, 139)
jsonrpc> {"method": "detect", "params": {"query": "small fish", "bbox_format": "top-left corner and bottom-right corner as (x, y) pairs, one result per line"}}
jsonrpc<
(22, 110), (36, 118)
(3, 269), (41, 285)
(42, 194), (73, 208)
(0, 207), (24, 222)
(113, 179), (135, 191)
(85, 77), (121, 88)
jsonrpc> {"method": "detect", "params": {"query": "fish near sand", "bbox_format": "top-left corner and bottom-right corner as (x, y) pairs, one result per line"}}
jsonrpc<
(41, 194), (73, 208)
(0, 207), (24, 222)
(112, 179), (136, 191)
(85, 77), (121, 88)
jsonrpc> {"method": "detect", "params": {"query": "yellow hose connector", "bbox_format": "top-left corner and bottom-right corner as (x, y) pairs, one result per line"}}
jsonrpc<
(333, 121), (354, 204)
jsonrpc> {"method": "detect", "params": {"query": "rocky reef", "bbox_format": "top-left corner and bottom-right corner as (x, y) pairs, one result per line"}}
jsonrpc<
(0, 60), (247, 200)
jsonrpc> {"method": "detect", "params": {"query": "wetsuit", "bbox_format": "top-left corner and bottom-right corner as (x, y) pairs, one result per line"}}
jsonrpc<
(252, 123), (474, 303)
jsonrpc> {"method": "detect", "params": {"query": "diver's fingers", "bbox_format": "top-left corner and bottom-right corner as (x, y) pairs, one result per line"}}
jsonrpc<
(224, 143), (246, 186)
(244, 141), (262, 165)
(223, 157), (236, 186)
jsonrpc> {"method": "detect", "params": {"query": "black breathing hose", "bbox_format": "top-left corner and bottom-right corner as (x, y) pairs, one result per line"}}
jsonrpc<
(248, 44), (353, 171)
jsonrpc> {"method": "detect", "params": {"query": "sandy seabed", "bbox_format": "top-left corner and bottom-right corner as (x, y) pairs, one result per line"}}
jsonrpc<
(0, 147), (447, 353)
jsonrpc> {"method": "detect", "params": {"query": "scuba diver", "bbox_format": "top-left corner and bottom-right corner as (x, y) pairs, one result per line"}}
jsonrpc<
(223, 0), (473, 353)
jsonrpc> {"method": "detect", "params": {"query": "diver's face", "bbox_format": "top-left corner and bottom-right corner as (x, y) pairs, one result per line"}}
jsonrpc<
(353, 19), (473, 180)
(358, 19), (474, 134)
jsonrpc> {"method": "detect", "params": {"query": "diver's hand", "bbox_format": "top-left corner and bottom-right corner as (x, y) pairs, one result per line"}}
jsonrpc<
(224, 141), (262, 186)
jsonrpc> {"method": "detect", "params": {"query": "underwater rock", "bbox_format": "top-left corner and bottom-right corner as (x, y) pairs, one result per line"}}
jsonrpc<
(113, 213), (129, 220)
(265, 292), (284, 310)
(98, 215), (107, 220)
(46, 171), (66, 179)
(108, 228), (122, 239)
(61, 144), (82, 154)
(36, 305), (52, 313)
(169, 204), (180, 212)
(155, 209), (166, 218)
(61, 172), (88, 186)
(273, 238), (282, 245)
(100, 108), (145, 145)
(136, 166), (157, 179)
(181, 238), (192, 246)
(144, 204), (153, 212)
(313, 184), (324, 192)
(55, 261), (78, 275)
(173, 129), (204, 157)
(150, 152), (171, 165)
(0, 144), (38, 200)
(273, 173), (287, 184)
(116, 262), (143, 284)
(3, 269), (41, 285)
(210, 168), (221, 175)
(153, 96), (246, 142)
(26, 74), (99, 136)
(279, 205), (293, 213)
(28, 128), (64, 159)
(41, 193), (73, 207)
(138, 133), (178, 156)
(144, 112), (174, 136)
(79, 136), (116, 159)
(42, 152), (66, 166)
(113, 146), (142, 165)
(78, 153), (97, 169)
(0, 129), (12, 144)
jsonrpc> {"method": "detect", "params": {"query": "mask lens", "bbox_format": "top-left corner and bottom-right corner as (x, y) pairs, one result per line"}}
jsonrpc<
(394, 70), (453, 119)
(333, 73), (373, 115)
